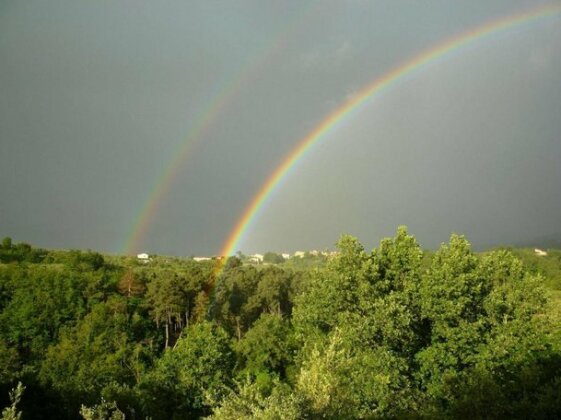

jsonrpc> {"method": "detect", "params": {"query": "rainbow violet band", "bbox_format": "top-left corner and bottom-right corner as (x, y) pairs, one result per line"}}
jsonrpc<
(218, 4), (561, 265)
(124, 4), (319, 256)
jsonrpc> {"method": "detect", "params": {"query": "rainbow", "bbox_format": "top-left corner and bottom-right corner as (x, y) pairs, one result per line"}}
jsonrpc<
(124, 3), (319, 255)
(218, 4), (561, 261)
(124, 87), (242, 255)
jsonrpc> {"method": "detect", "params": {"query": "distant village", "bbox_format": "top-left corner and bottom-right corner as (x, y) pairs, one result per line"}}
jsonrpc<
(136, 248), (550, 264)
(135, 249), (338, 263)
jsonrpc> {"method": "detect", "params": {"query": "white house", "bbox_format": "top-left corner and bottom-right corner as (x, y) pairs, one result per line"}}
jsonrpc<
(294, 251), (305, 258)
(282, 253), (290, 260)
(137, 253), (150, 263)
(534, 248), (548, 257)
(193, 257), (211, 262)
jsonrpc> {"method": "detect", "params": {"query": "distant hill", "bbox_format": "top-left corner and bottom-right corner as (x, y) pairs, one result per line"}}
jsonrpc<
(515, 233), (561, 250)
(470, 233), (561, 253)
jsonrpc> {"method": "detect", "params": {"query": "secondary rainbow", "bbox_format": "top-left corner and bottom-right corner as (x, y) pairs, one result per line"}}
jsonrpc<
(218, 4), (561, 261)
(124, 87), (241, 255)
(124, 3), (319, 255)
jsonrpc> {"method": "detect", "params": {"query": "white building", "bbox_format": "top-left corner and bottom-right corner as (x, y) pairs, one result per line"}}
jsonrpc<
(193, 257), (211, 262)
(246, 254), (264, 264)
(137, 253), (150, 263)
(534, 248), (548, 257)
(282, 253), (290, 260)
(294, 251), (305, 258)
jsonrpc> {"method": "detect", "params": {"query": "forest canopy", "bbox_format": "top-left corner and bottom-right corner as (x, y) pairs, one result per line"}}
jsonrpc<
(1, 228), (560, 419)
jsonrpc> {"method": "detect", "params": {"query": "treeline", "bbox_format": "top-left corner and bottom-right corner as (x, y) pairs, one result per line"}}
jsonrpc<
(0, 228), (560, 419)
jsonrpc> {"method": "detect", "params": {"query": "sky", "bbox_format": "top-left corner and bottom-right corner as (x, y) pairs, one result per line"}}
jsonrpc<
(1, 0), (560, 256)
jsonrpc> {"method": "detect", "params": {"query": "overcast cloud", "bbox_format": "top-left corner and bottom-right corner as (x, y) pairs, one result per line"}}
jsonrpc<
(1, 0), (560, 255)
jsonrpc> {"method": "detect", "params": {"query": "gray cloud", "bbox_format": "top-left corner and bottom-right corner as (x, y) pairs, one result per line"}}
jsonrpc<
(1, 0), (560, 255)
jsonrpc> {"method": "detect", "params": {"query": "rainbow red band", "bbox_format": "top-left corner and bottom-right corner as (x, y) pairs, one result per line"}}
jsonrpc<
(218, 4), (561, 264)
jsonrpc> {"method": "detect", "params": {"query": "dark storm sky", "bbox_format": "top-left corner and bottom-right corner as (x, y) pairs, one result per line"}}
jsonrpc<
(1, 0), (560, 255)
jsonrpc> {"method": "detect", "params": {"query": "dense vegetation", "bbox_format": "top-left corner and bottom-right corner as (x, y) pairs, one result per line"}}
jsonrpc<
(1, 227), (561, 419)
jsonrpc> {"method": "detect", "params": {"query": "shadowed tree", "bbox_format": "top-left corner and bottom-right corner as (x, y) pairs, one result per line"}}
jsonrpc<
(139, 322), (234, 419)
(1, 237), (12, 250)
(212, 266), (260, 339)
(145, 264), (209, 349)
(117, 269), (146, 298)
(234, 313), (295, 391)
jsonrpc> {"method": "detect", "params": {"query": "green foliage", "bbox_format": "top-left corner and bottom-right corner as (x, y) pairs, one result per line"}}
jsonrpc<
(145, 265), (208, 348)
(1, 382), (24, 420)
(0, 239), (46, 263)
(416, 238), (557, 417)
(213, 266), (260, 337)
(1, 238), (11, 250)
(224, 256), (242, 271)
(253, 266), (293, 316)
(210, 379), (301, 420)
(139, 321), (234, 418)
(235, 313), (295, 390)
(117, 268), (146, 298)
(0, 266), (88, 361)
(0, 339), (19, 385)
(213, 265), (297, 339)
(289, 228), (561, 418)
(507, 247), (561, 290)
(282, 252), (328, 270)
(79, 398), (124, 420)
(263, 252), (285, 264)
(39, 298), (148, 408)
(71, 251), (105, 271)
(292, 234), (367, 338)
(0, 230), (560, 418)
